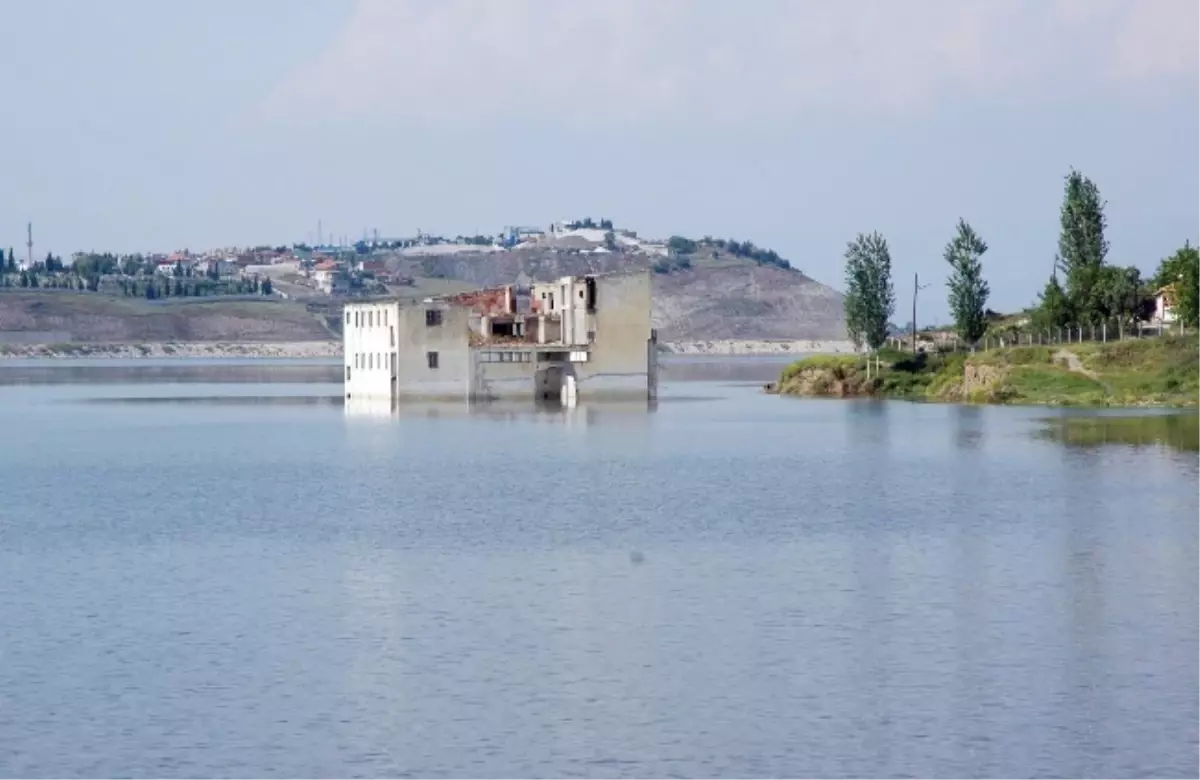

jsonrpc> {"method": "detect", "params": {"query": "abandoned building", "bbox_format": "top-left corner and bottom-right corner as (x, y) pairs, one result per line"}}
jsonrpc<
(342, 270), (657, 403)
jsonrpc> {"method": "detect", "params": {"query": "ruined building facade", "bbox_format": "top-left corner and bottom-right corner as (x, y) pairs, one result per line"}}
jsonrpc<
(342, 270), (657, 403)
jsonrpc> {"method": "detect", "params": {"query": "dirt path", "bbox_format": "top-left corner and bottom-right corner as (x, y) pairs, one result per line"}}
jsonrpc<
(1052, 348), (1098, 379)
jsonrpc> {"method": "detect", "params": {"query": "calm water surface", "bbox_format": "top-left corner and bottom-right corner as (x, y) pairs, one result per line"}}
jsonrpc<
(0, 359), (1196, 778)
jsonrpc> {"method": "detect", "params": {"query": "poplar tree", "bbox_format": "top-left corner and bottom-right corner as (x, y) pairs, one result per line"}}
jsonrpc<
(843, 232), (895, 352)
(944, 219), (990, 346)
(1055, 169), (1108, 323)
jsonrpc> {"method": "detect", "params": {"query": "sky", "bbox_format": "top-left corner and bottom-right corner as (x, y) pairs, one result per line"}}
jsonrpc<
(0, 0), (1196, 320)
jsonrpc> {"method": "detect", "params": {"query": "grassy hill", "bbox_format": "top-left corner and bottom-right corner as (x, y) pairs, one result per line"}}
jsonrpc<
(772, 334), (1198, 407)
(0, 291), (334, 344)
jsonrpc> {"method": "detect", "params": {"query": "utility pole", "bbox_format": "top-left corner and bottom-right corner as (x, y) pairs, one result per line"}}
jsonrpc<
(911, 272), (929, 354)
(317, 219), (323, 247)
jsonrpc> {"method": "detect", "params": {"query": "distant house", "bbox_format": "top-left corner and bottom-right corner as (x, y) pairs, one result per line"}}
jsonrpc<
(1154, 284), (1178, 324)
(196, 258), (233, 278)
(313, 259), (348, 294)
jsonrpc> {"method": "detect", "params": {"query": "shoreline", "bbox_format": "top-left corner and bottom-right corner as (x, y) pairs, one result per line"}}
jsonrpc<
(0, 341), (342, 360)
(768, 335), (1198, 408)
(661, 339), (854, 356)
(0, 338), (854, 360)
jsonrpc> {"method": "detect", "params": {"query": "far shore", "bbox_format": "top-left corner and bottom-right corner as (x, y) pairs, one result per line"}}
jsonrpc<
(0, 341), (342, 360)
(0, 338), (855, 361)
(661, 339), (855, 356)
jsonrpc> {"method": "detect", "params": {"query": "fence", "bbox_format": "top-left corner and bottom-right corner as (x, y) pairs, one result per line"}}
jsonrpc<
(890, 319), (1192, 353)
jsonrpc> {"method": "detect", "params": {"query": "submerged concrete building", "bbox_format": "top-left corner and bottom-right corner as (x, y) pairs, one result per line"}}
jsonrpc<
(343, 270), (657, 403)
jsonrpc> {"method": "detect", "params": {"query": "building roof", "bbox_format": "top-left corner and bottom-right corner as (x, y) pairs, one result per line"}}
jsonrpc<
(1156, 284), (1178, 304)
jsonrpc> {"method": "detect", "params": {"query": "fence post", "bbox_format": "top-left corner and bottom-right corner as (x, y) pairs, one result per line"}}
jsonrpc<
(1102, 322), (1106, 342)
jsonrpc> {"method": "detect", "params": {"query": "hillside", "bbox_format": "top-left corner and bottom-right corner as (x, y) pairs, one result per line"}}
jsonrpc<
(386, 244), (847, 341)
(0, 241), (847, 345)
(0, 292), (333, 344)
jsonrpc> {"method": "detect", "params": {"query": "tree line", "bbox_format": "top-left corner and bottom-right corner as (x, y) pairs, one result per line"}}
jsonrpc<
(842, 168), (1199, 351)
(0, 250), (273, 298)
(666, 235), (793, 271)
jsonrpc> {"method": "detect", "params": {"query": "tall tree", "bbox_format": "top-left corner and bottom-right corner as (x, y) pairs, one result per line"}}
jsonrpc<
(843, 232), (895, 352)
(1092, 265), (1146, 325)
(1032, 273), (1073, 330)
(944, 218), (990, 346)
(1055, 168), (1109, 323)
(4, 248), (13, 272)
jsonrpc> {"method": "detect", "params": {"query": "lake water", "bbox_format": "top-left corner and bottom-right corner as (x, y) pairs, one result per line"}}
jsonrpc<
(0, 358), (1196, 778)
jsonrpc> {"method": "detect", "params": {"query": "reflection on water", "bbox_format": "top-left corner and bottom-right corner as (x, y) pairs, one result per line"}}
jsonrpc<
(0, 354), (791, 386)
(345, 393), (659, 426)
(1039, 413), (1199, 452)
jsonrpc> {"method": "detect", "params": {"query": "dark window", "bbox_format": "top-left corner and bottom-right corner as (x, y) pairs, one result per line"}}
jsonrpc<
(426, 309), (443, 327)
(427, 351), (439, 369)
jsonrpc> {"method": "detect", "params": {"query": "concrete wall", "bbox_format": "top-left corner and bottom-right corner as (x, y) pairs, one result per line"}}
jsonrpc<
(473, 355), (537, 401)
(575, 270), (654, 399)
(343, 301), (400, 398)
(394, 303), (473, 400)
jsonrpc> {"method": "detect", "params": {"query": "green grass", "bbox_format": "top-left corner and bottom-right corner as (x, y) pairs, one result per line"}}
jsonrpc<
(775, 334), (1197, 408)
(997, 366), (1109, 406)
(972, 345), (1056, 366)
(780, 354), (858, 380)
(779, 349), (961, 400)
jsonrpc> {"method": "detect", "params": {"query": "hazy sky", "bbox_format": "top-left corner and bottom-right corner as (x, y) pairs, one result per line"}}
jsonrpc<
(1, 0), (1196, 319)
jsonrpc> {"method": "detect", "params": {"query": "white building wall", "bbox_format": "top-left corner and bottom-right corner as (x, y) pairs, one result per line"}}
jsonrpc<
(343, 302), (400, 398)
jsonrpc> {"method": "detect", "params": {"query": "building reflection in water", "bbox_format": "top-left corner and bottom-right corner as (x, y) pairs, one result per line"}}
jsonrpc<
(344, 394), (657, 427)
